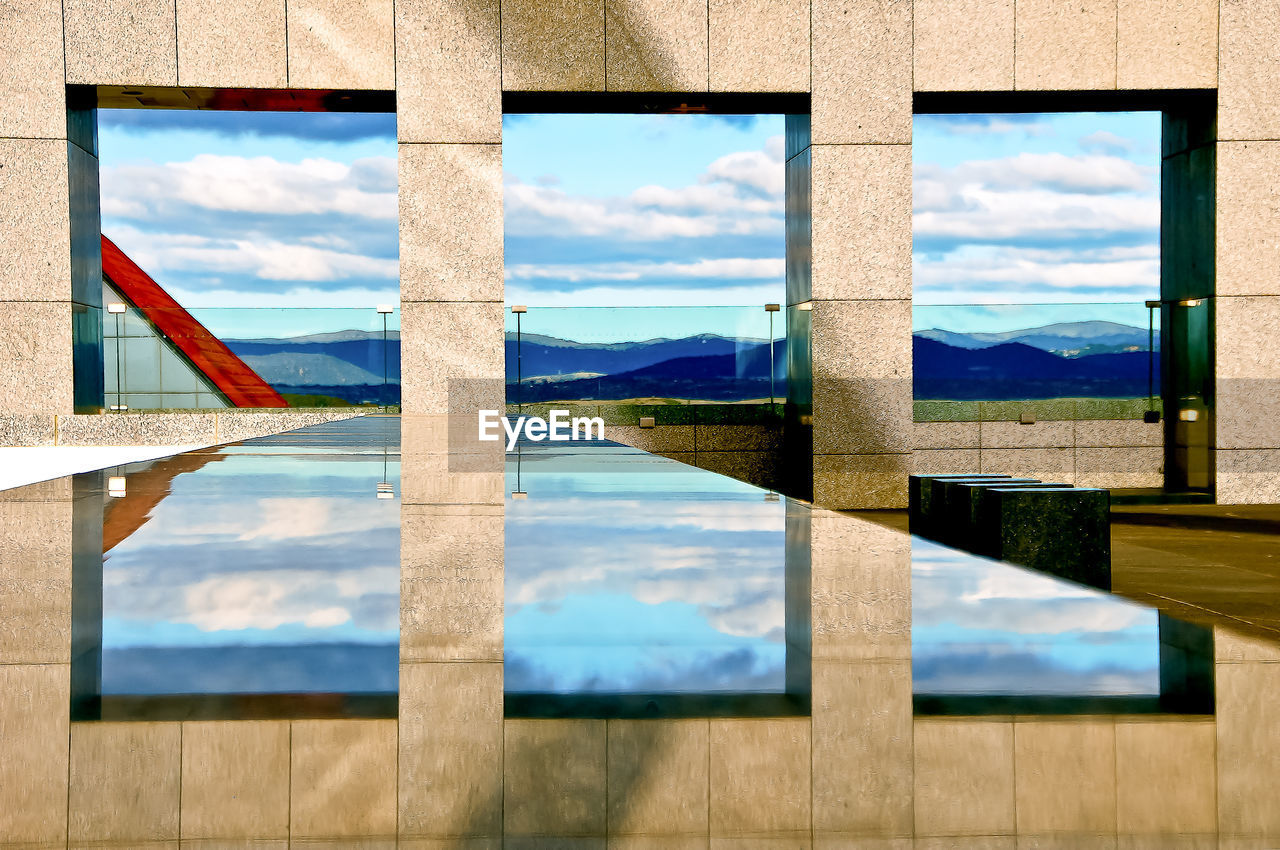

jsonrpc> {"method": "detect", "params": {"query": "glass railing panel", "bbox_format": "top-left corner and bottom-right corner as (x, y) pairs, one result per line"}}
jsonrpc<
(503, 305), (786, 413)
(100, 306), (401, 411)
(912, 301), (1162, 421)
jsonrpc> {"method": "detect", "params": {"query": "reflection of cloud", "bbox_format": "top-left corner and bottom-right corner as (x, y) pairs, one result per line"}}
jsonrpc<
(507, 493), (788, 642)
(105, 483), (399, 641)
(913, 541), (1150, 636)
(511, 496), (782, 533)
(504, 645), (784, 694)
(171, 567), (399, 632)
(913, 648), (1157, 696)
(131, 494), (397, 545)
(104, 643), (399, 695)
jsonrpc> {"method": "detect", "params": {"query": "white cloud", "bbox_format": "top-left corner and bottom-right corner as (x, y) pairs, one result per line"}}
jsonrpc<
(505, 179), (780, 240)
(503, 134), (785, 242)
(911, 146), (1160, 301)
(939, 118), (1054, 137)
(102, 154), (397, 220)
(1079, 130), (1137, 155)
(701, 134), (786, 196)
(106, 225), (398, 285)
(913, 244), (1159, 301)
(504, 257), (784, 283)
(501, 282), (785, 308)
(916, 152), (1155, 202)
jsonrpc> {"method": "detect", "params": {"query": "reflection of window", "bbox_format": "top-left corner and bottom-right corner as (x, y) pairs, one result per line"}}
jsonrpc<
(102, 278), (231, 410)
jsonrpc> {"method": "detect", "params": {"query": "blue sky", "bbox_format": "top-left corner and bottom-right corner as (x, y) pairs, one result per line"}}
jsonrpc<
(102, 451), (400, 655)
(504, 453), (791, 693)
(98, 109), (1161, 336)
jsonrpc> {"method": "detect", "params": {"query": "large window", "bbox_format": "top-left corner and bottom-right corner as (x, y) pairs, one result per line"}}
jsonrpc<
(502, 113), (785, 408)
(912, 112), (1162, 416)
(95, 108), (400, 410)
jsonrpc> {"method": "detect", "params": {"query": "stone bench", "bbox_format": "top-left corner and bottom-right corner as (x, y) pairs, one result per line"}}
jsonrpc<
(909, 473), (1112, 590)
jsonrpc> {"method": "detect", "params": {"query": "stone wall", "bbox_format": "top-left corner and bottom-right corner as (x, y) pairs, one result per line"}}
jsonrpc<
(609, 416), (1164, 492)
(0, 408), (366, 447)
(0, 0), (1276, 506)
(6, 483), (1272, 845)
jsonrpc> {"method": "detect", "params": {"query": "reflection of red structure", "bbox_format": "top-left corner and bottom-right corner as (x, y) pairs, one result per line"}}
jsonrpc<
(101, 235), (288, 407)
(102, 451), (226, 553)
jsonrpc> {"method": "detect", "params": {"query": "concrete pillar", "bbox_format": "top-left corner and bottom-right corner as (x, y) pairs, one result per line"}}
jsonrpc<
(1214, 626), (1280, 842)
(808, 509), (913, 842)
(396, 9), (504, 826)
(398, 413), (504, 842)
(397, 0), (503, 416)
(1215, 1), (1280, 503)
(0, 477), (77, 843)
(0, 1), (101, 415)
(790, 0), (913, 510)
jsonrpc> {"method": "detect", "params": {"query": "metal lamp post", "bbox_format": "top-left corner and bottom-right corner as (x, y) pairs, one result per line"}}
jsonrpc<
(512, 305), (527, 413)
(376, 304), (394, 409)
(765, 303), (780, 406)
(1144, 299), (1160, 423)
(107, 302), (127, 412)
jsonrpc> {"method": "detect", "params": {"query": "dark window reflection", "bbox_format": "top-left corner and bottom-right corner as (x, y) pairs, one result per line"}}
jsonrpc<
(912, 537), (1213, 715)
(503, 440), (810, 718)
(71, 417), (400, 721)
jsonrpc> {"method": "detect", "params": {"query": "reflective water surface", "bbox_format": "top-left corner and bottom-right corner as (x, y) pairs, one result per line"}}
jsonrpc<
(97, 421), (401, 703)
(1, 415), (1277, 845)
(504, 440), (807, 716)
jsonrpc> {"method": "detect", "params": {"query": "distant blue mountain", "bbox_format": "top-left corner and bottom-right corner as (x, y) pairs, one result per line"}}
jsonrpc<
(913, 337), (1158, 400)
(217, 320), (1159, 404)
(511, 339), (786, 403)
(915, 320), (1157, 355)
(225, 331), (400, 385)
(505, 332), (763, 381)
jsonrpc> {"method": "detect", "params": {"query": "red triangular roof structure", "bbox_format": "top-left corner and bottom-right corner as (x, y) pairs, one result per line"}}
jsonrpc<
(101, 235), (288, 408)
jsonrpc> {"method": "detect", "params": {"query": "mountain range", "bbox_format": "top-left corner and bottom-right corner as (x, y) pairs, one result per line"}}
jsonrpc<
(224, 330), (400, 390)
(217, 320), (1160, 404)
(915, 320), (1156, 356)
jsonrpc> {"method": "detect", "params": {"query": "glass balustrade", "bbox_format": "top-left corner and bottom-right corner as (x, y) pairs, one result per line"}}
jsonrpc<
(912, 300), (1164, 421)
(99, 299), (401, 411)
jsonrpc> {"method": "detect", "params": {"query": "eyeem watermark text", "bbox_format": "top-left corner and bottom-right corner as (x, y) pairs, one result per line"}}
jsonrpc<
(478, 409), (605, 450)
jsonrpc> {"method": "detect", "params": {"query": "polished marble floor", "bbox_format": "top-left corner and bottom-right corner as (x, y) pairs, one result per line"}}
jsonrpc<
(1, 415), (1278, 846)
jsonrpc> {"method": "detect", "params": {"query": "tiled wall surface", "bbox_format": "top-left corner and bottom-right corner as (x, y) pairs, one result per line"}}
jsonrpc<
(1, 0), (1276, 505)
(4, 484), (1269, 846)
(914, 418), (1165, 488)
(0, 407), (365, 446)
(607, 417), (1165, 491)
